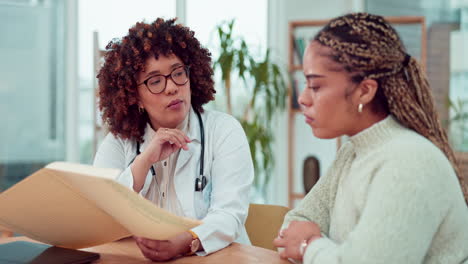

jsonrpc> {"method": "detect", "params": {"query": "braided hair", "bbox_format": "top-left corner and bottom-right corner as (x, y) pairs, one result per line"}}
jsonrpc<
(314, 12), (468, 203)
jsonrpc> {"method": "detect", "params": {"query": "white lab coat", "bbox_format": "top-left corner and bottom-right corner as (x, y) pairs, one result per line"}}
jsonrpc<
(93, 108), (254, 255)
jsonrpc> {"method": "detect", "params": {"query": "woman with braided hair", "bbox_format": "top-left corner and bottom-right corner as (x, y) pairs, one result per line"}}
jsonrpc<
(93, 18), (253, 261)
(274, 13), (468, 263)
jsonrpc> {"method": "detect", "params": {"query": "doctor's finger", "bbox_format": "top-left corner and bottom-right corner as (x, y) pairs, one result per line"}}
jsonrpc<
(153, 130), (184, 149)
(150, 241), (173, 253)
(273, 237), (286, 248)
(140, 238), (165, 250)
(135, 239), (154, 259)
(167, 128), (191, 143)
(161, 132), (189, 150)
(139, 243), (168, 261)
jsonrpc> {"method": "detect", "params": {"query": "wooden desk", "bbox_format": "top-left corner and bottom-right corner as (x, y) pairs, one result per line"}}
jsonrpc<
(0, 236), (290, 264)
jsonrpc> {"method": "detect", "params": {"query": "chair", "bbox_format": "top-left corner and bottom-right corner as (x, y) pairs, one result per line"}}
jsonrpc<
(245, 203), (290, 251)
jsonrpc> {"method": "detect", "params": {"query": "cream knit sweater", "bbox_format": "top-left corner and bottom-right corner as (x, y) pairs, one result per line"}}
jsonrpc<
(283, 115), (468, 264)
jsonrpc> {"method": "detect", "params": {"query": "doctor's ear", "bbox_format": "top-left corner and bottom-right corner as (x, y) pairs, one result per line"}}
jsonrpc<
(356, 79), (378, 105)
(137, 103), (145, 113)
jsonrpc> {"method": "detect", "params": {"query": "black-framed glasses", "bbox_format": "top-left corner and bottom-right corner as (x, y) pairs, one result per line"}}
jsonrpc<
(138, 65), (190, 94)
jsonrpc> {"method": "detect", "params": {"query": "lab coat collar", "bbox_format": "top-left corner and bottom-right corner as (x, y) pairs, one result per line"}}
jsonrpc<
(175, 107), (202, 173)
(175, 108), (204, 218)
(186, 107), (202, 144)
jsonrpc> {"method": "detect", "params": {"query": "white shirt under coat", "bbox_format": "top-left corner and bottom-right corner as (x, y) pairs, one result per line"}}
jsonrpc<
(142, 111), (188, 215)
(93, 108), (254, 255)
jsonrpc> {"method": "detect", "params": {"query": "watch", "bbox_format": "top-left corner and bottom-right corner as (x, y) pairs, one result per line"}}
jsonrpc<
(186, 230), (200, 256)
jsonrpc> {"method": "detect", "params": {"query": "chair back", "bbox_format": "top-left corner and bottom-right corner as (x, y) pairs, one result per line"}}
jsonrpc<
(245, 203), (290, 251)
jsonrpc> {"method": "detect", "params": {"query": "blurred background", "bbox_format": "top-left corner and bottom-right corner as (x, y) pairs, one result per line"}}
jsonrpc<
(1, 0), (468, 208)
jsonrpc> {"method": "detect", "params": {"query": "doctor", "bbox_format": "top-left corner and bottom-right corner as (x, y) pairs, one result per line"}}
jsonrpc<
(93, 18), (254, 261)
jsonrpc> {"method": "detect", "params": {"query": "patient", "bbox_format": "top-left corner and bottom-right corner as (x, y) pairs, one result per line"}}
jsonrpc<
(274, 12), (468, 263)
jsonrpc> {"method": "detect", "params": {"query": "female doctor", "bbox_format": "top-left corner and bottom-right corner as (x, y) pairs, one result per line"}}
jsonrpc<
(93, 18), (254, 261)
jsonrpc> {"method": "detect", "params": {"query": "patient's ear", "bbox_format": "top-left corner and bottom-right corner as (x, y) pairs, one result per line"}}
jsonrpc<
(356, 79), (378, 105)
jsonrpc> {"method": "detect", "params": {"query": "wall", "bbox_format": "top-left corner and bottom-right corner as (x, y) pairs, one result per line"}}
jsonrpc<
(427, 23), (456, 125)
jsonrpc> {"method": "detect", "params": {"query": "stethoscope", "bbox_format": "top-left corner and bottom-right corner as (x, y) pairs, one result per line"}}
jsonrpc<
(133, 109), (207, 193)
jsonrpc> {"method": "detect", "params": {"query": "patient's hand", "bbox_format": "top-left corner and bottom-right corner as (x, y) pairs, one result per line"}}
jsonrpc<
(273, 221), (322, 261)
(134, 231), (192, 261)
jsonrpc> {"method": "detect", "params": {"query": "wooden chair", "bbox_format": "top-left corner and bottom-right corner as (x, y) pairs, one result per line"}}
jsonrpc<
(245, 203), (290, 251)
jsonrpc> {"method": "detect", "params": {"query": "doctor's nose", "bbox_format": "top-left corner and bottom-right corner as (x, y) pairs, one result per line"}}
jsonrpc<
(164, 79), (179, 95)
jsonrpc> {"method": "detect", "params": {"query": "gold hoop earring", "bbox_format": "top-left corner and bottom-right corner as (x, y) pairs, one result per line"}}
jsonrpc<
(358, 103), (363, 113)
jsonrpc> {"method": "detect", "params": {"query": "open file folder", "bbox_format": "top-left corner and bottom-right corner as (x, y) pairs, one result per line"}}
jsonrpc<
(0, 162), (202, 249)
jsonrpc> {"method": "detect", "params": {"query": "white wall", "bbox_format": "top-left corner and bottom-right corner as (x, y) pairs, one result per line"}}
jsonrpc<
(266, 0), (362, 206)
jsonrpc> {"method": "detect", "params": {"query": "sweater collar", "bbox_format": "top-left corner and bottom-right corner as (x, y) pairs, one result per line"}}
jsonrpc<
(348, 115), (405, 156)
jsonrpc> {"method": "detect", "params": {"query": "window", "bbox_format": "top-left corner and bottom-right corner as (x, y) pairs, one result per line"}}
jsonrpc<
(0, 0), (66, 190)
(186, 0), (267, 48)
(186, 0), (268, 114)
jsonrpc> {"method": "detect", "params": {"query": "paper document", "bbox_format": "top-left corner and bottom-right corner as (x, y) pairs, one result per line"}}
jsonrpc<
(0, 162), (202, 249)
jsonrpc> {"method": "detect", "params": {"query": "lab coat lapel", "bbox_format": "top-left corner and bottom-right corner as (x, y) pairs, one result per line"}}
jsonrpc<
(139, 123), (155, 153)
(175, 108), (202, 217)
(175, 108), (201, 173)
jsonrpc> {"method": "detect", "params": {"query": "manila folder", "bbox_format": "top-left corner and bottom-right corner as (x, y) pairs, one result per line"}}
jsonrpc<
(0, 162), (202, 249)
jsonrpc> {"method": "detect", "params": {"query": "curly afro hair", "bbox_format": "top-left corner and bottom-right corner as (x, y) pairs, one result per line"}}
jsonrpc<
(97, 18), (215, 142)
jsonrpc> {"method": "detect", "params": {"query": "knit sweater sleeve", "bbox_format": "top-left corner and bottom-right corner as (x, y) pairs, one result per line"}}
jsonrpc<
(303, 144), (455, 264)
(282, 143), (352, 235)
(281, 169), (333, 236)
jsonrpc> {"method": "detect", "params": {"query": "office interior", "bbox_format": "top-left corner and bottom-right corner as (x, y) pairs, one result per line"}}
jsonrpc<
(1, 0), (467, 208)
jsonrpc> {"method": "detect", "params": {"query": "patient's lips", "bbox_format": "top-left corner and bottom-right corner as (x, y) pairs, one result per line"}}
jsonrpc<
(303, 114), (315, 125)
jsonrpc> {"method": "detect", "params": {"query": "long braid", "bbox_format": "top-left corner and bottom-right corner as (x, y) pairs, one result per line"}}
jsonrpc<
(387, 58), (467, 202)
(315, 13), (468, 204)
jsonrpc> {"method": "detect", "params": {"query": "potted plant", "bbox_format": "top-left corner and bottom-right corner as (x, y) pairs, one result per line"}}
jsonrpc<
(212, 20), (287, 200)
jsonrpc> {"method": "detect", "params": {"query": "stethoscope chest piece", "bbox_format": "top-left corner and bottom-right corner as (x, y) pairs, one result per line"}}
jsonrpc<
(195, 175), (207, 192)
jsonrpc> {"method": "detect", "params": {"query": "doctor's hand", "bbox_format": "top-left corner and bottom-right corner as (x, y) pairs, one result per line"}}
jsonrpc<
(143, 127), (191, 164)
(131, 127), (191, 192)
(134, 231), (193, 261)
(273, 221), (322, 261)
